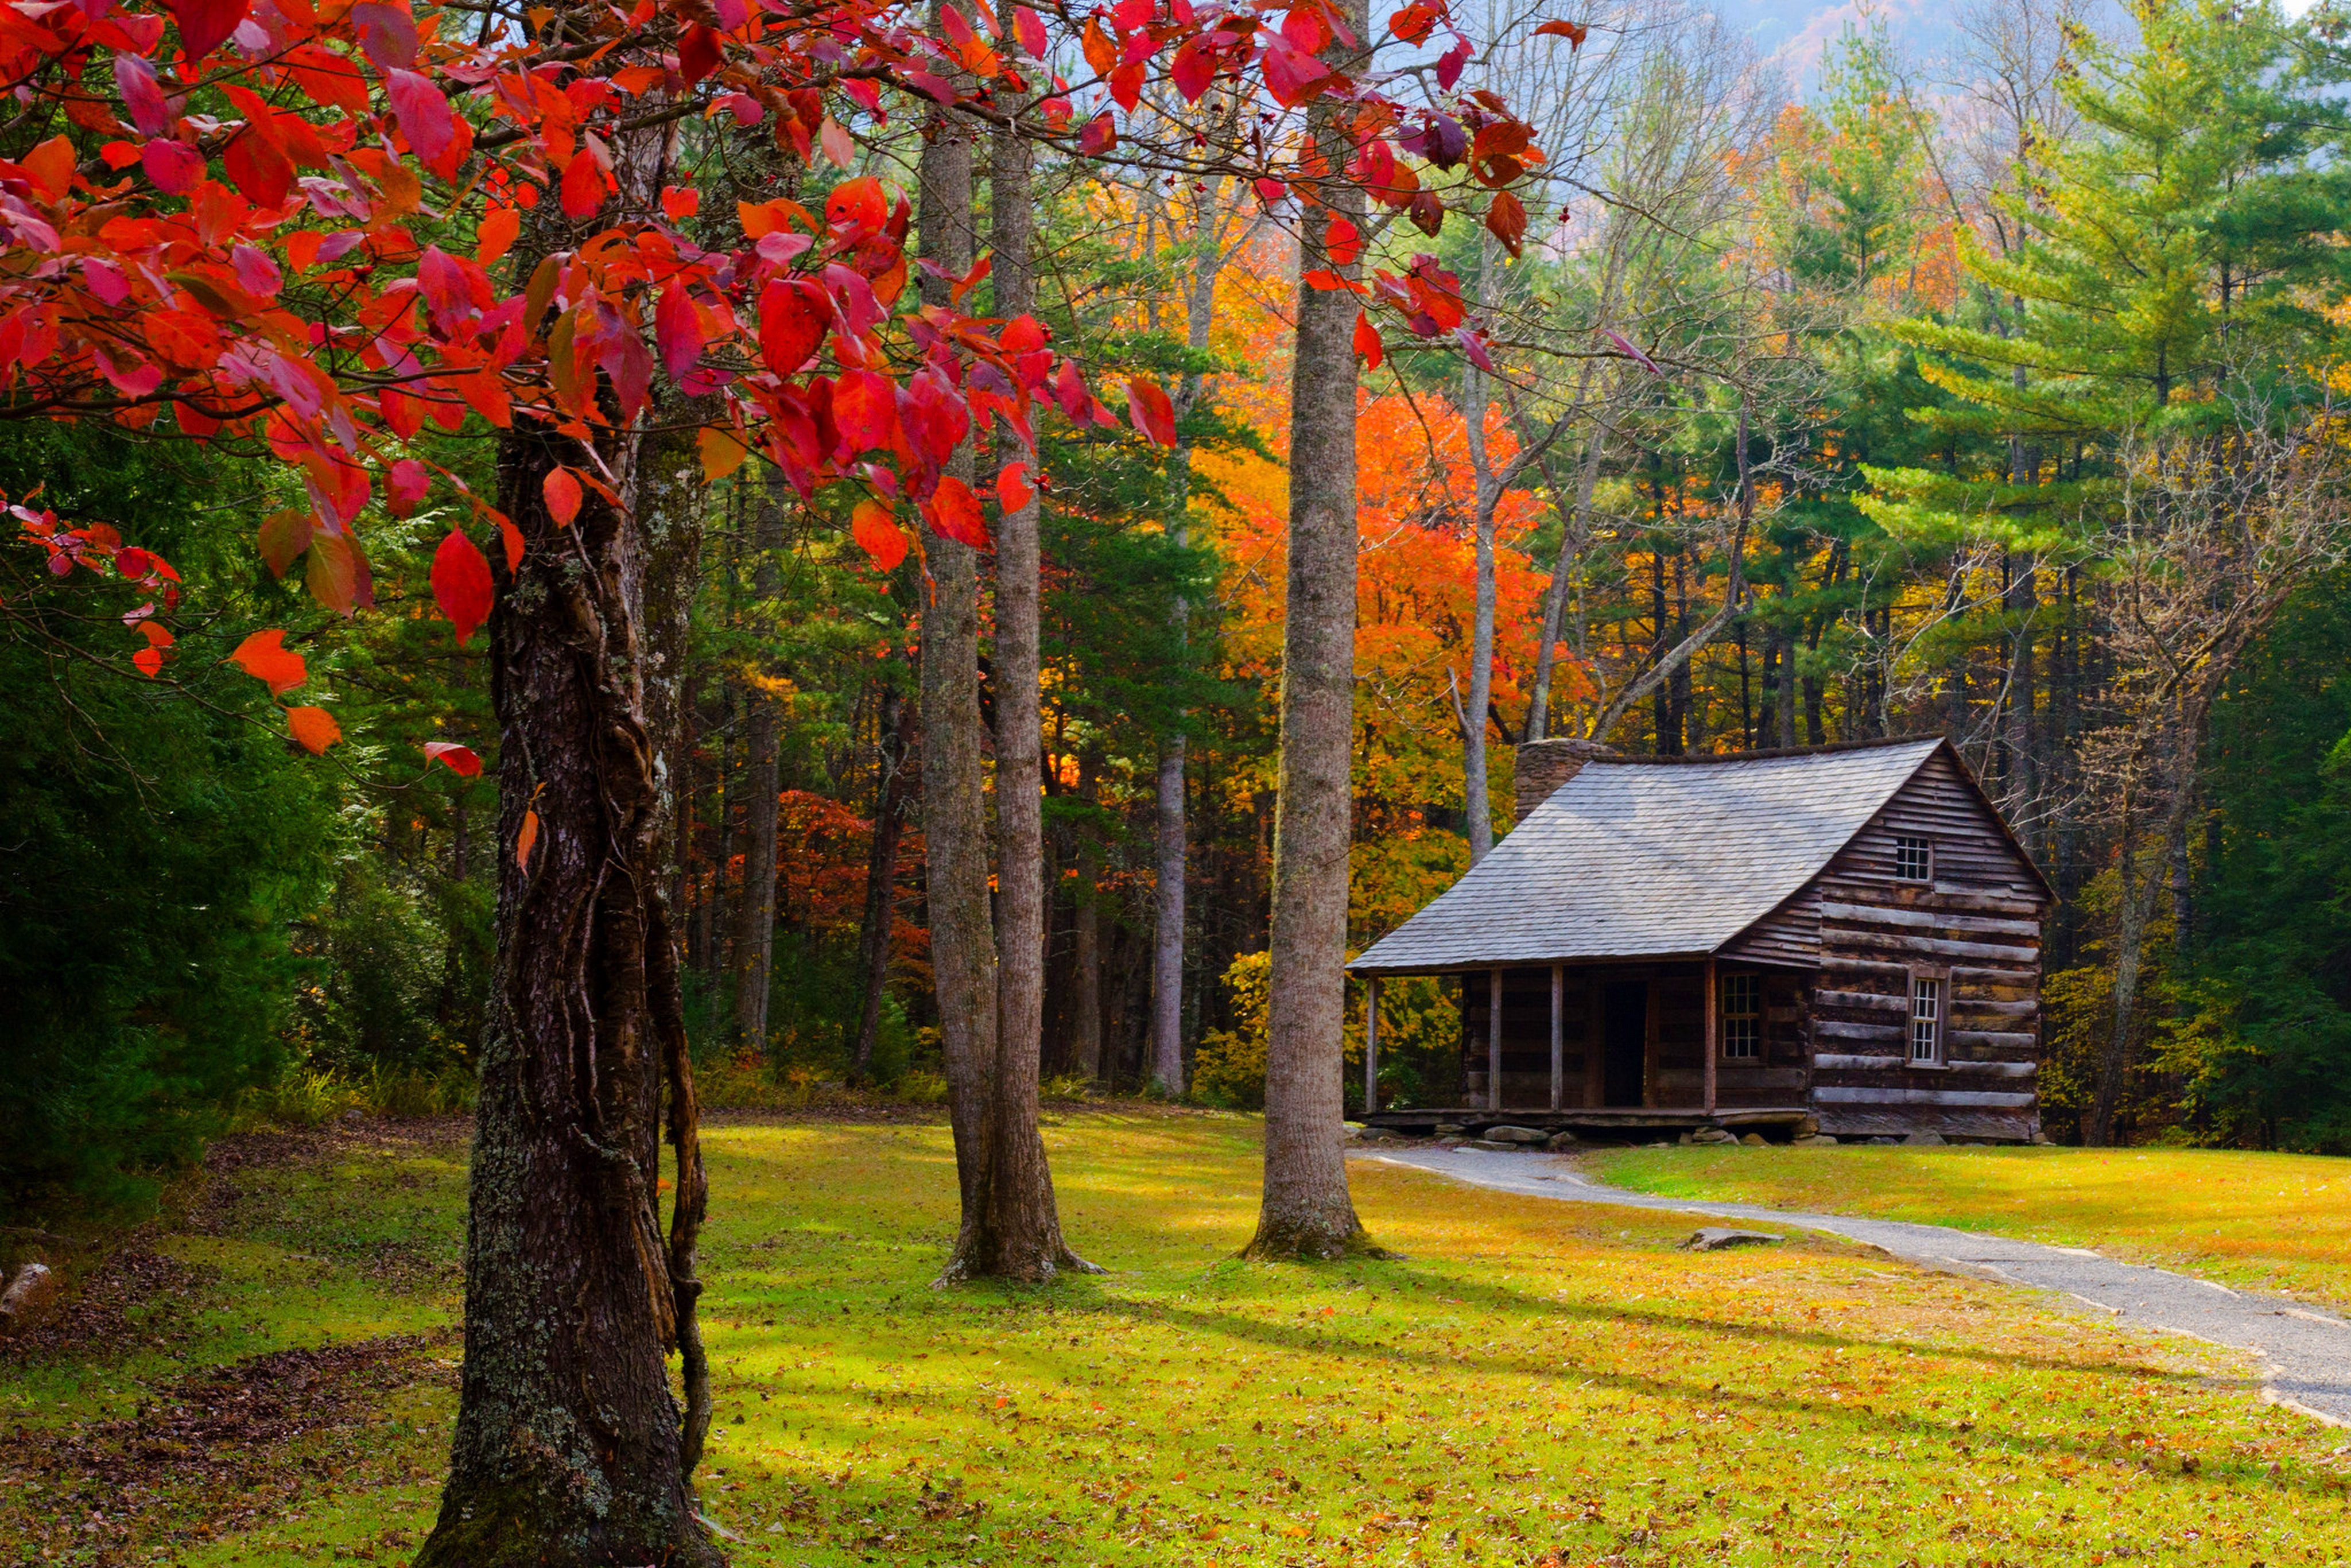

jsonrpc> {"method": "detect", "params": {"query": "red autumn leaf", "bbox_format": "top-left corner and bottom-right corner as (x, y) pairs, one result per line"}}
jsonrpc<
(1127, 377), (1177, 446)
(424, 741), (483, 777)
(559, 148), (608, 219)
(661, 185), (700, 221)
(286, 705), (342, 755)
(259, 509), (311, 578)
(1014, 5), (1048, 56)
(1325, 217), (1361, 267)
(833, 369), (897, 451)
(387, 459), (429, 517)
(677, 24), (723, 84)
(1001, 314), (1048, 354)
(308, 532), (359, 617)
(386, 69), (458, 176)
(165, 0), (249, 62)
(924, 476), (991, 550)
(222, 126), (294, 208)
(1078, 111), (1117, 156)
(1354, 311), (1386, 370)
(1485, 189), (1527, 258)
(1391, 1), (1436, 42)
(542, 467), (583, 527)
(230, 628), (307, 695)
(850, 498), (909, 570)
(1534, 18), (1588, 45)
(478, 205), (521, 267)
(432, 527), (494, 646)
(655, 286), (704, 380)
(133, 644), (166, 677)
(998, 461), (1035, 514)
(825, 175), (887, 231)
(516, 808), (540, 868)
(500, 518), (526, 572)
(758, 278), (829, 376)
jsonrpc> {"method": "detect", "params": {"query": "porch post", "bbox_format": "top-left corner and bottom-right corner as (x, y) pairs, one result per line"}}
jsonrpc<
(1364, 975), (1380, 1115)
(1488, 967), (1504, 1112)
(1549, 965), (1564, 1111)
(1703, 956), (1719, 1116)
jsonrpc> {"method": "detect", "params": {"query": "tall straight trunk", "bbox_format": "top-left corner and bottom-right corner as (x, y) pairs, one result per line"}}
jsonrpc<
(940, 119), (1091, 1282)
(1149, 173), (1248, 1096)
(2005, 556), (2040, 851)
(915, 101), (999, 1217)
(1460, 321), (1497, 861)
(732, 485), (786, 1053)
(1074, 810), (1104, 1080)
(851, 688), (916, 1078)
(706, 707), (736, 1001)
(1245, 0), (1374, 1261)
(1525, 401), (1608, 744)
(1149, 737), (1187, 1092)
(417, 425), (715, 1568)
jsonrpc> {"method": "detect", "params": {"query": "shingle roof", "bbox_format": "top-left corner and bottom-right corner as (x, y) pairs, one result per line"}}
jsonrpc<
(1348, 738), (1947, 975)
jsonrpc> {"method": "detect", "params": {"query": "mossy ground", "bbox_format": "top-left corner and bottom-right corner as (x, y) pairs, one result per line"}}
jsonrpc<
(1593, 1142), (2351, 1309)
(7, 1112), (2351, 1565)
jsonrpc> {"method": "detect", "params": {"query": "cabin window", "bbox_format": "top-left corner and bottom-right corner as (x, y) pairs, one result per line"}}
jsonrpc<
(1894, 834), (1934, 883)
(1720, 973), (1760, 1059)
(1910, 975), (1944, 1065)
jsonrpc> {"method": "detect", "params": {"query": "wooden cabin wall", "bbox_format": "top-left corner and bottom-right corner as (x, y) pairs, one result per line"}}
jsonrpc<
(1803, 750), (2047, 1140)
(1461, 968), (1590, 1110)
(1654, 968), (1811, 1108)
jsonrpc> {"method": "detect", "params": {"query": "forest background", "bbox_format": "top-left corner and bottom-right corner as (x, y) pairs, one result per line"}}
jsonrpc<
(8, 0), (2351, 1218)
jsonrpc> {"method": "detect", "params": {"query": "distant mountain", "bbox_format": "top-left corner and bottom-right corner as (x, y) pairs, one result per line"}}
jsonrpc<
(1715, 0), (1970, 86)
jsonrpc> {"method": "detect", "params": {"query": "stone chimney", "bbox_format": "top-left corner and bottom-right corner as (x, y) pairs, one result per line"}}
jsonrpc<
(1514, 738), (1615, 822)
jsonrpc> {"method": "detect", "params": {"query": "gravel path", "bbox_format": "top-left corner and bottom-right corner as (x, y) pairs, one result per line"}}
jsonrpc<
(1361, 1144), (2351, 1426)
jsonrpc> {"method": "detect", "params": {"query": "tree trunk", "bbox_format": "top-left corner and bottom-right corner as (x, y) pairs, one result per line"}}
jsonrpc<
(1075, 809), (1104, 1081)
(731, 485), (785, 1054)
(1460, 339), (1497, 862)
(1149, 736), (1187, 1093)
(915, 102), (998, 1217)
(415, 413), (717, 1568)
(851, 687), (916, 1078)
(1244, 2), (1374, 1261)
(938, 119), (1092, 1282)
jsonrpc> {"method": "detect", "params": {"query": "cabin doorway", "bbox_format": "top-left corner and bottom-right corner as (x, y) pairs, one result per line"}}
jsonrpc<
(1601, 981), (1647, 1107)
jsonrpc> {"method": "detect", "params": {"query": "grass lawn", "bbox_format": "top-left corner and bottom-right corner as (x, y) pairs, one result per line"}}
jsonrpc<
(7, 1112), (2351, 1566)
(1590, 1143), (2351, 1309)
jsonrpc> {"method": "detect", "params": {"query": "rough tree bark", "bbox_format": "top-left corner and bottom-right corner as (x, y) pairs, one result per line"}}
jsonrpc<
(851, 686), (916, 1078)
(915, 102), (999, 1217)
(416, 418), (716, 1568)
(1244, 0), (1376, 1261)
(416, 107), (716, 1564)
(937, 120), (1093, 1282)
(731, 483), (786, 1053)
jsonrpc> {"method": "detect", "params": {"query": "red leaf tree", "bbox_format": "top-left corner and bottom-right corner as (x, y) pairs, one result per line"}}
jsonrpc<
(0, 0), (1545, 1553)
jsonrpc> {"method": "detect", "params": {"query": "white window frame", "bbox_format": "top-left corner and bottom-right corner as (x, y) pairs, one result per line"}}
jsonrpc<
(1894, 833), (1934, 884)
(1909, 971), (1946, 1066)
(1720, 972), (1760, 1061)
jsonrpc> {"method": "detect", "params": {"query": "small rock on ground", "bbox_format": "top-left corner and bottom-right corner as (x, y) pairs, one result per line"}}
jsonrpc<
(1903, 1131), (1947, 1146)
(1690, 1128), (1737, 1145)
(1545, 1131), (1581, 1150)
(1481, 1125), (1549, 1144)
(1682, 1228), (1784, 1251)
(1795, 1134), (1839, 1146)
(1467, 1138), (1532, 1152)
(0, 1262), (58, 1333)
(1740, 1132), (1768, 1146)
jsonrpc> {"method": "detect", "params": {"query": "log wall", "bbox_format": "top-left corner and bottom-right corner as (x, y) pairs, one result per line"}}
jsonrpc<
(1797, 750), (2049, 1140)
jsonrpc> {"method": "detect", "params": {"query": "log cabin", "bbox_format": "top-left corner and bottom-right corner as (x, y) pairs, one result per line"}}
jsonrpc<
(1348, 735), (2054, 1142)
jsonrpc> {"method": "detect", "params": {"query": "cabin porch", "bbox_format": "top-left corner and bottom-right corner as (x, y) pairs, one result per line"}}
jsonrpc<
(1356, 960), (1814, 1122)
